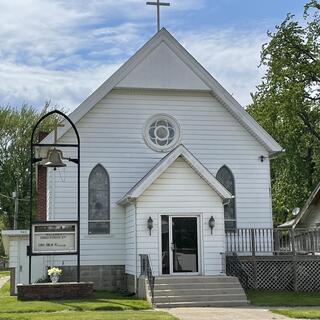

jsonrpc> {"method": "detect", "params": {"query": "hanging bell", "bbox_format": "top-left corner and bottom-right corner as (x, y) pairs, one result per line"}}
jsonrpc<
(42, 148), (66, 169)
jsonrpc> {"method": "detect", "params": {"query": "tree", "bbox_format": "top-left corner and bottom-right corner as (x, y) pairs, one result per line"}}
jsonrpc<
(247, 1), (320, 225)
(0, 104), (59, 230)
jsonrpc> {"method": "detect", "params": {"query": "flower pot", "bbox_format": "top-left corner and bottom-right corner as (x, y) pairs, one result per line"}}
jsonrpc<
(50, 274), (59, 283)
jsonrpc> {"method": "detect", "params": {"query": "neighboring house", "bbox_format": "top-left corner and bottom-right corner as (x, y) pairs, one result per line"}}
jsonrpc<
(2, 29), (283, 305)
(279, 182), (320, 229)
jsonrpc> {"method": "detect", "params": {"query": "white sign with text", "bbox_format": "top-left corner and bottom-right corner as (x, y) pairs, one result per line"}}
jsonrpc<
(32, 223), (77, 254)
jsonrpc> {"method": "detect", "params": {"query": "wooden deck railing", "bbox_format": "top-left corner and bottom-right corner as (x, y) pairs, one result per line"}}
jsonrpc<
(225, 228), (320, 255)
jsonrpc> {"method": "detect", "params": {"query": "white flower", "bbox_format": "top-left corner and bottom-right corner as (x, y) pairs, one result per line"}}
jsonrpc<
(48, 267), (62, 276)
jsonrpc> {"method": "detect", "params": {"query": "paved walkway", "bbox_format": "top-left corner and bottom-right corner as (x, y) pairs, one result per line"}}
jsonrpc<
(165, 307), (289, 320)
(0, 276), (10, 289)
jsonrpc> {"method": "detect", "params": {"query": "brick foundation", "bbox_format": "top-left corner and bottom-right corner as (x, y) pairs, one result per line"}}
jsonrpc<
(17, 282), (94, 300)
(60, 265), (126, 291)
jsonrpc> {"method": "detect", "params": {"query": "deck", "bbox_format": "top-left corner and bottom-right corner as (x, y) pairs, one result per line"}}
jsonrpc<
(224, 228), (320, 292)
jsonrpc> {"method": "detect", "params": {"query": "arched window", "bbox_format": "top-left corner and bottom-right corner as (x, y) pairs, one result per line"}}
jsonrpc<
(88, 164), (110, 234)
(216, 166), (236, 230)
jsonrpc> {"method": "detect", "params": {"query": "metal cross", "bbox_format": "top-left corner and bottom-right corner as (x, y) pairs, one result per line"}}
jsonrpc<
(146, 0), (170, 32)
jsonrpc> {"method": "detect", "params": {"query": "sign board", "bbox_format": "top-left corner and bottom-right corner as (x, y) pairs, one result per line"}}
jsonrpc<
(31, 222), (78, 255)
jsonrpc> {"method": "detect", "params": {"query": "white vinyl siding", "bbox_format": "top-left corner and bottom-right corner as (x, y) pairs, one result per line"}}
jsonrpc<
(125, 204), (136, 275)
(47, 89), (272, 268)
(136, 157), (225, 276)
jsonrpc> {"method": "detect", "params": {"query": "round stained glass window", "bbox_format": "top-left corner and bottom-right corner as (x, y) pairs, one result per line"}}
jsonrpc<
(144, 114), (180, 151)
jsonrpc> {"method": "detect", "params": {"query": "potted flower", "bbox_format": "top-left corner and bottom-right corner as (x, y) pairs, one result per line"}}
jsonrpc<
(48, 267), (62, 283)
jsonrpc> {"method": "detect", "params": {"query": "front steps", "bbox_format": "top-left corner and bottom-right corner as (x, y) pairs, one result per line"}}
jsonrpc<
(153, 276), (248, 308)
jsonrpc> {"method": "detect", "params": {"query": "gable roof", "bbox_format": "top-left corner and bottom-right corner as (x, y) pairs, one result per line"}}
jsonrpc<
(117, 144), (232, 206)
(292, 182), (320, 229)
(43, 28), (282, 154)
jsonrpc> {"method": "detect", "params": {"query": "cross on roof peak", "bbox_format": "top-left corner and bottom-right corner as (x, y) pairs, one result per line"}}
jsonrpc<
(146, 0), (171, 32)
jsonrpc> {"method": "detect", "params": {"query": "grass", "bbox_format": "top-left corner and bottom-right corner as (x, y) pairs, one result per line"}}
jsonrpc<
(272, 309), (320, 319)
(0, 271), (10, 278)
(0, 282), (150, 313)
(0, 311), (177, 320)
(0, 280), (177, 319)
(248, 290), (320, 306)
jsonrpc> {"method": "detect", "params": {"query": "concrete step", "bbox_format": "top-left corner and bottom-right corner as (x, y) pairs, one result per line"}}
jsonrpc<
(152, 276), (248, 308)
(154, 287), (245, 296)
(154, 293), (248, 303)
(155, 276), (239, 284)
(154, 282), (243, 290)
(155, 300), (249, 308)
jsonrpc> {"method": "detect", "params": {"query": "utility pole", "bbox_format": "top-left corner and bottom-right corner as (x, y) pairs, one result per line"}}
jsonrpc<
(12, 181), (19, 230)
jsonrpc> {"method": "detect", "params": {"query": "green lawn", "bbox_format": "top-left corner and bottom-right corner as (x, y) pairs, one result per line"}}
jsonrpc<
(0, 271), (10, 278)
(272, 309), (320, 319)
(0, 311), (176, 320)
(0, 280), (177, 320)
(0, 282), (150, 313)
(248, 290), (320, 306)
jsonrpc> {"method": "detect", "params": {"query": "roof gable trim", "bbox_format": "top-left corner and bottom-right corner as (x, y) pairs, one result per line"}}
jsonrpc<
(117, 144), (232, 206)
(42, 29), (282, 153)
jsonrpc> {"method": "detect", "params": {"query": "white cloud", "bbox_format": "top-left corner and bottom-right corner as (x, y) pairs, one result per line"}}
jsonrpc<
(0, 60), (120, 111)
(178, 29), (267, 106)
(0, 0), (267, 110)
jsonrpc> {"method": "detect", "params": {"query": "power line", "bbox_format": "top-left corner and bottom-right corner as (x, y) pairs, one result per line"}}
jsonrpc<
(0, 192), (29, 202)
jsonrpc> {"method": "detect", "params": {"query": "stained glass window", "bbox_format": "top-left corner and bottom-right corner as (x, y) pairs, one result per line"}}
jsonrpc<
(88, 164), (110, 234)
(216, 166), (236, 230)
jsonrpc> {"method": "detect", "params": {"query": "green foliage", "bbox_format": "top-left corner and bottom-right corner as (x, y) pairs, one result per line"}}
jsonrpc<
(247, 1), (320, 225)
(0, 104), (60, 230)
(248, 290), (320, 306)
(272, 309), (320, 319)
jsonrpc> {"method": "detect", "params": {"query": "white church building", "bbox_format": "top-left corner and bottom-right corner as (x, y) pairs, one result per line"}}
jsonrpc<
(3, 29), (282, 306)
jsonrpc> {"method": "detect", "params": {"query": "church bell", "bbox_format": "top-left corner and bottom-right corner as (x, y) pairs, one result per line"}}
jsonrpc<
(42, 148), (66, 169)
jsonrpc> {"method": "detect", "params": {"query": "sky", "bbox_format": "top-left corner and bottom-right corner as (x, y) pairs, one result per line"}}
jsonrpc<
(0, 0), (308, 112)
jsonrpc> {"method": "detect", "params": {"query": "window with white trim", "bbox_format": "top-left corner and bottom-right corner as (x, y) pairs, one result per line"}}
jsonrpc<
(88, 164), (110, 234)
(216, 165), (236, 230)
(144, 114), (180, 152)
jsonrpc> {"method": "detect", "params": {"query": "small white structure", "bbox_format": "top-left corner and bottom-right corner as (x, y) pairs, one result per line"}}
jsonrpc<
(2, 29), (282, 296)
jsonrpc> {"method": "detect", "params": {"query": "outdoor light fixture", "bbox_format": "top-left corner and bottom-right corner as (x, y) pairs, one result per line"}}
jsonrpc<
(259, 155), (266, 162)
(42, 148), (67, 170)
(147, 217), (153, 236)
(209, 216), (215, 235)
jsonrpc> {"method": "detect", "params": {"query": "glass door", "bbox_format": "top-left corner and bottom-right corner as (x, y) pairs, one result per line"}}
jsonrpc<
(169, 216), (199, 274)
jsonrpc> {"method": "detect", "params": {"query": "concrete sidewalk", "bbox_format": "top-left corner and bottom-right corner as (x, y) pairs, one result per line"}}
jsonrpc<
(164, 307), (289, 320)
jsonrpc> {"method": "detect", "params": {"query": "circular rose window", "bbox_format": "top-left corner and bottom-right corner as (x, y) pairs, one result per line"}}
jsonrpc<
(144, 114), (180, 152)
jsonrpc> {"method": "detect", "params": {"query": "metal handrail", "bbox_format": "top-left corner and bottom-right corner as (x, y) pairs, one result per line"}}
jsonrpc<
(140, 254), (155, 305)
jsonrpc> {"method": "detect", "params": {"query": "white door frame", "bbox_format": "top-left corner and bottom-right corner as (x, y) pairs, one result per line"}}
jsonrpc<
(159, 213), (202, 276)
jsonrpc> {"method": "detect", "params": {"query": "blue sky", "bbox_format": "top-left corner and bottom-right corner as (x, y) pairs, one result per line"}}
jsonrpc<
(0, 0), (308, 111)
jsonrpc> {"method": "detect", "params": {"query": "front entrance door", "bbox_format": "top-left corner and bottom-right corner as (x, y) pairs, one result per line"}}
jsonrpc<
(168, 216), (199, 274)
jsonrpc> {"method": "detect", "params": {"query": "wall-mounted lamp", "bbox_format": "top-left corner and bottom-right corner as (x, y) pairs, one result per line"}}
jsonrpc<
(209, 216), (215, 235)
(147, 217), (153, 236)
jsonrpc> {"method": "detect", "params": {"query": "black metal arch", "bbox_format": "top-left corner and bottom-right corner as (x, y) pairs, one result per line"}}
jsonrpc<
(29, 110), (81, 284)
